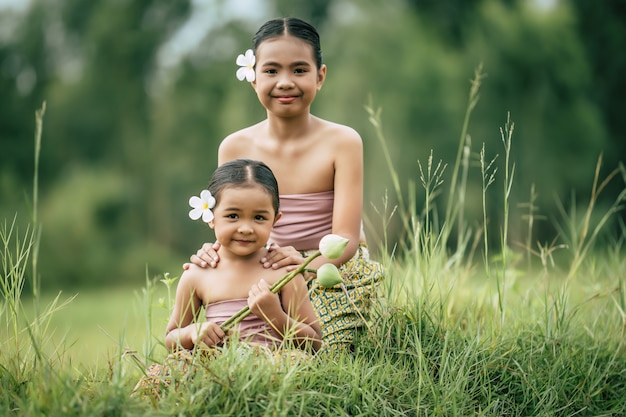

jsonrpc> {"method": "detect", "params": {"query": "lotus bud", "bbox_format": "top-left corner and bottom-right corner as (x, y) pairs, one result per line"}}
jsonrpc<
(319, 234), (349, 260)
(316, 263), (344, 288)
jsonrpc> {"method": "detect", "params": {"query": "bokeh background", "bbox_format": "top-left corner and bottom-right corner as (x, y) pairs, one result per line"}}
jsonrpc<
(1, 0), (624, 291)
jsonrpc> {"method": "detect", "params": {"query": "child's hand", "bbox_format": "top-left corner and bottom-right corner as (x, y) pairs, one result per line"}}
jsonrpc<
(191, 321), (225, 347)
(261, 244), (305, 270)
(248, 279), (282, 320)
(183, 241), (221, 270)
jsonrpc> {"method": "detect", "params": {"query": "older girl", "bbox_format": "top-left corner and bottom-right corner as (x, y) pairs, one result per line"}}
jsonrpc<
(187, 17), (383, 355)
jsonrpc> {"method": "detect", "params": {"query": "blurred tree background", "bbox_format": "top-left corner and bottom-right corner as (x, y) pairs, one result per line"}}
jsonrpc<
(0, 0), (624, 290)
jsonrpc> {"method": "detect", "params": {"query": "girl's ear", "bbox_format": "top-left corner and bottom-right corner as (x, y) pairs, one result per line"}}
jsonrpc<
(316, 64), (327, 91)
(273, 212), (282, 226)
(208, 220), (215, 229)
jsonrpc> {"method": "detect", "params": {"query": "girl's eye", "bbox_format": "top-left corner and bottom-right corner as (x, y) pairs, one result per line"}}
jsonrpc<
(264, 69), (277, 74)
(255, 215), (267, 221)
(226, 214), (238, 219)
(294, 68), (307, 74)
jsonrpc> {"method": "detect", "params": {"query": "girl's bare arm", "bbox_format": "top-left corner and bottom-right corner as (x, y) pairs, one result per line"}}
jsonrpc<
(248, 276), (322, 351)
(164, 270), (225, 350)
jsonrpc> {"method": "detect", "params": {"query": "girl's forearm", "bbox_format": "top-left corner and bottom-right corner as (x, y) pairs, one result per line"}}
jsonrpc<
(165, 326), (194, 351)
(268, 313), (322, 351)
(294, 323), (323, 352)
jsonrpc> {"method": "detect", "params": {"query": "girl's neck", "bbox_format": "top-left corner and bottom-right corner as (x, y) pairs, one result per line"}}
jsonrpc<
(266, 112), (315, 140)
(218, 246), (266, 265)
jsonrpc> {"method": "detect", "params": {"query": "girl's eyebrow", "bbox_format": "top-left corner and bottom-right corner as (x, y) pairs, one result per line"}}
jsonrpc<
(222, 207), (272, 214)
(260, 60), (312, 67)
(290, 60), (312, 67)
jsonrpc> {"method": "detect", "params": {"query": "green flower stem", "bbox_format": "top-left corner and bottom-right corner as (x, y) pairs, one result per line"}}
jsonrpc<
(220, 250), (321, 332)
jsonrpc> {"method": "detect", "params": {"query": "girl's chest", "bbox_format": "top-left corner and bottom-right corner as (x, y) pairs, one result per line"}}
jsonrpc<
(262, 149), (336, 194)
(195, 268), (281, 304)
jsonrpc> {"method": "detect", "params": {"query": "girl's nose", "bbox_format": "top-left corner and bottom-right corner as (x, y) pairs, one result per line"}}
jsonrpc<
(238, 222), (253, 233)
(276, 73), (295, 89)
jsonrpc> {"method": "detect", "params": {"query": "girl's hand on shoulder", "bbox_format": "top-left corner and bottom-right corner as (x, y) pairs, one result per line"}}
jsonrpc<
(261, 244), (305, 270)
(183, 242), (221, 270)
(191, 321), (225, 348)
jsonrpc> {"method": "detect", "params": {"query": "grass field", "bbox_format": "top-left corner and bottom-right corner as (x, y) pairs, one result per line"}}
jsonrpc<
(5, 244), (625, 416)
(20, 283), (172, 368)
(27, 247), (622, 372)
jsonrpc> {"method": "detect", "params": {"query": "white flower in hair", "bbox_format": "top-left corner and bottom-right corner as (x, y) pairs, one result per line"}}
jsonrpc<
(236, 49), (256, 82)
(189, 190), (216, 223)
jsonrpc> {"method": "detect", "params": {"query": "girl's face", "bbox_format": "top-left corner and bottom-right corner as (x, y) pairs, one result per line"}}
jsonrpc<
(253, 35), (326, 118)
(210, 185), (281, 258)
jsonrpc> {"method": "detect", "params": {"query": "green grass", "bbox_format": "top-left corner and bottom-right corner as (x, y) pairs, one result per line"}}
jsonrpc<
(19, 284), (171, 368)
(2, 74), (626, 415)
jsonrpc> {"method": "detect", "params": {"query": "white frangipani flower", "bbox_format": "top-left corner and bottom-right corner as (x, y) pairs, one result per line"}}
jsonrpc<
(236, 49), (256, 82)
(189, 190), (216, 223)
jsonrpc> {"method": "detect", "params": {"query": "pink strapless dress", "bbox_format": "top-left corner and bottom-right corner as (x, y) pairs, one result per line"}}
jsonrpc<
(205, 298), (281, 347)
(271, 191), (334, 251)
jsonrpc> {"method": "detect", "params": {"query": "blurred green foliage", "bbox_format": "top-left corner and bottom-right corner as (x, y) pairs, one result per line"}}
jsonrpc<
(0, 0), (624, 289)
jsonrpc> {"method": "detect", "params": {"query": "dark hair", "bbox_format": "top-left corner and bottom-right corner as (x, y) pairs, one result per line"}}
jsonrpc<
(252, 17), (323, 69)
(208, 159), (280, 214)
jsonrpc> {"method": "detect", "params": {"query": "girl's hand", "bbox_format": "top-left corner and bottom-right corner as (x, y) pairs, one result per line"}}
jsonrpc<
(183, 242), (221, 270)
(191, 321), (225, 348)
(248, 279), (283, 321)
(261, 244), (305, 270)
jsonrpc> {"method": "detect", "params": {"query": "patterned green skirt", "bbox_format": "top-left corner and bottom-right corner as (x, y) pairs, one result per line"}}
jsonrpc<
(307, 243), (384, 357)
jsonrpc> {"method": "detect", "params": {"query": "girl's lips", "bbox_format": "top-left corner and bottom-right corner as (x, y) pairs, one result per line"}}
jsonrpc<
(275, 96), (297, 104)
(234, 239), (254, 245)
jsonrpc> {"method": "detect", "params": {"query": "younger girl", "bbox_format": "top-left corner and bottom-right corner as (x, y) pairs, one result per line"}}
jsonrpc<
(187, 17), (384, 355)
(166, 158), (321, 352)
(134, 159), (321, 399)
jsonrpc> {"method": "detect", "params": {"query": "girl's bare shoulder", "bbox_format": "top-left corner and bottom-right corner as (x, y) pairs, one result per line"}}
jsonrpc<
(219, 123), (266, 159)
(261, 264), (291, 286)
(315, 117), (362, 144)
(179, 264), (213, 286)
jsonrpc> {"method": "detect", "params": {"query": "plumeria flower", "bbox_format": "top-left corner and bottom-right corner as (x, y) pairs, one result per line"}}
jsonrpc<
(189, 190), (216, 223)
(236, 49), (256, 82)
